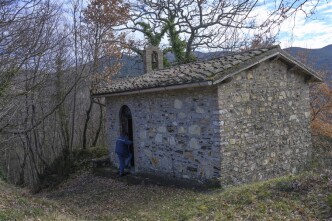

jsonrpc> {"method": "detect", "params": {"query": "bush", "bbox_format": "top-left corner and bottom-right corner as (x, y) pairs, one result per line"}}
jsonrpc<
(71, 146), (109, 171)
(327, 194), (332, 209)
(35, 146), (108, 191)
(312, 135), (332, 170)
(0, 166), (6, 181)
(49, 146), (109, 176)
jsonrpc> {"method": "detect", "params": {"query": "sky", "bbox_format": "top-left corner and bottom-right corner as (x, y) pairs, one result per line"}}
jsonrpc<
(131, 0), (332, 50)
(275, 1), (332, 49)
(63, 0), (332, 50)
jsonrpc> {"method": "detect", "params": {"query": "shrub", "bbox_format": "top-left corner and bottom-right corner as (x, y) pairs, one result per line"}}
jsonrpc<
(35, 146), (108, 191)
(0, 166), (6, 181)
(312, 135), (332, 170)
(71, 146), (108, 170)
(327, 194), (332, 209)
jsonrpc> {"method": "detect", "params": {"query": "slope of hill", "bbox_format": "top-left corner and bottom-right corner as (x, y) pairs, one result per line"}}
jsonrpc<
(0, 170), (331, 221)
(284, 46), (332, 91)
(285, 44), (332, 75)
(0, 180), (76, 220)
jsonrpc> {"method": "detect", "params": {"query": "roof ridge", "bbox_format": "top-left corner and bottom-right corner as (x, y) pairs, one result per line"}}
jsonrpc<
(92, 45), (321, 96)
(142, 45), (280, 74)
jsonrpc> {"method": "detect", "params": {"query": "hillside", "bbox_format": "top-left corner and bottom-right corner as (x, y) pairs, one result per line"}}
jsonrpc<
(1, 134), (331, 220)
(285, 45), (332, 137)
(0, 180), (76, 220)
(285, 45), (332, 74)
(0, 170), (331, 220)
(284, 44), (332, 89)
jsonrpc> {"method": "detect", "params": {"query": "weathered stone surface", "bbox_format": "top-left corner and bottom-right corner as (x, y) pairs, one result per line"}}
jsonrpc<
(157, 126), (167, 133)
(106, 87), (221, 181)
(178, 112), (186, 119)
(105, 59), (313, 187)
(196, 106), (205, 114)
(174, 99), (183, 109)
(139, 130), (147, 139)
(189, 138), (200, 149)
(178, 126), (186, 134)
(218, 60), (312, 186)
(155, 133), (163, 143)
(188, 125), (201, 136)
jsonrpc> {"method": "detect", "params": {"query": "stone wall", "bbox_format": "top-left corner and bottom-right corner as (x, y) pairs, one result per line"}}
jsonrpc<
(106, 86), (221, 181)
(218, 60), (312, 185)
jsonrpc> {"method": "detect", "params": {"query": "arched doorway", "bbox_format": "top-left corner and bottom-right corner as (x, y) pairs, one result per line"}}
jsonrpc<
(119, 105), (134, 168)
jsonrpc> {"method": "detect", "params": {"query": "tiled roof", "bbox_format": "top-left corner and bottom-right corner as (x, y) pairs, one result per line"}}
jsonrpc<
(92, 45), (321, 96)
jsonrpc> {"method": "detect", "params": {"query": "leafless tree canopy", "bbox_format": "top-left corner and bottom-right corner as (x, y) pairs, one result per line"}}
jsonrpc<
(125, 0), (319, 60)
(0, 0), (110, 187)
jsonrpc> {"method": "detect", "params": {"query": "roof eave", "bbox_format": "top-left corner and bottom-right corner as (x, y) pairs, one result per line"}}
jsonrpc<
(91, 80), (213, 98)
(276, 51), (322, 82)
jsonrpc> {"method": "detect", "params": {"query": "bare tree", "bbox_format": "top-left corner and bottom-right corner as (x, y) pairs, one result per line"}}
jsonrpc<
(80, 0), (129, 149)
(241, 34), (277, 50)
(309, 71), (332, 138)
(123, 0), (319, 62)
(0, 0), (112, 187)
(291, 49), (332, 137)
(0, 0), (68, 184)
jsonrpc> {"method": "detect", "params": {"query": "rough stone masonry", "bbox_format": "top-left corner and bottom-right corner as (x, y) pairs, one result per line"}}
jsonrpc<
(107, 86), (222, 181)
(95, 46), (321, 186)
(217, 60), (312, 185)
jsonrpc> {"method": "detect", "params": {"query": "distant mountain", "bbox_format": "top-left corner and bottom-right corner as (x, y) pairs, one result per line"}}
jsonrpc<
(113, 51), (226, 78)
(285, 45), (332, 78)
(164, 51), (225, 63)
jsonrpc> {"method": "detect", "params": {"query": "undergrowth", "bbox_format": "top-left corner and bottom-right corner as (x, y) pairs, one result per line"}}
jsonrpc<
(2, 132), (331, 220)
(1, 170), (331, 221)
(36, 146), (108, 191)
(0, 167), (6, 181)
(71, 146), (109, 171)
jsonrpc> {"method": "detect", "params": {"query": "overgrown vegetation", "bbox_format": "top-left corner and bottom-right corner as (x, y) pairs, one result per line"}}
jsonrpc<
(0, 179), (77, 221)
(0, 169), (331, 221)
(312, 135), (332, 171)
(0, 167), (6, 182)
(1, 134), (331, 220)
(36, 146), (108, 191)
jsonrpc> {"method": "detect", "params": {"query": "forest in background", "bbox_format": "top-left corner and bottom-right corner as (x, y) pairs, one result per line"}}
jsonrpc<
(0, 0), (329, 189)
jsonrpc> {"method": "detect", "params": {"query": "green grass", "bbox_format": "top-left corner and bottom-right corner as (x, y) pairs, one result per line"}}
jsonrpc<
(0, 171), (331, 221)
(130, 173), (327, 221)
(0, 180), (78, 221)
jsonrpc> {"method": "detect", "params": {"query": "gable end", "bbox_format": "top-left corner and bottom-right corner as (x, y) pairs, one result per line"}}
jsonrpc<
(212, 50), (322, 86)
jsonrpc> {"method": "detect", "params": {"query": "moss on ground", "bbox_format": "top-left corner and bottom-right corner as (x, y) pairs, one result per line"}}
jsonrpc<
(0, 170), (331, 221)
(0, 180), (78, 221)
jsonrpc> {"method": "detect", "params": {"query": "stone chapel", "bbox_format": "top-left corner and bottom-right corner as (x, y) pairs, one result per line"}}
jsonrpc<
(92, 45), (321, 186)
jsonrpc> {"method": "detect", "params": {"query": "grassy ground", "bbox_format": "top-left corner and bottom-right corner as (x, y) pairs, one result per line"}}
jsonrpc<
(0, 170), (331, 221)
(0, 179), (77, 221)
